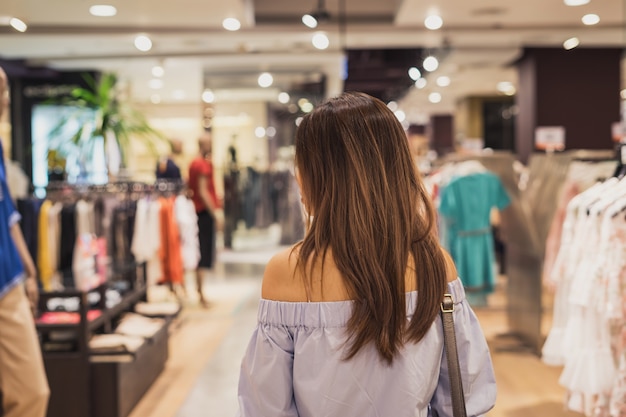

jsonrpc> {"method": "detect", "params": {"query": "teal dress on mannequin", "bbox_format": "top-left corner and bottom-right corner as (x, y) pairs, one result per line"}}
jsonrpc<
(439, 171), (510, 306)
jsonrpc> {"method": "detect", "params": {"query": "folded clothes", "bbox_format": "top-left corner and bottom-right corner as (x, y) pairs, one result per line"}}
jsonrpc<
(115, 313), (165, 338)
(134, 301), (181, 317)
(89, 334), (145, 353)
(37, 310), (102, 324)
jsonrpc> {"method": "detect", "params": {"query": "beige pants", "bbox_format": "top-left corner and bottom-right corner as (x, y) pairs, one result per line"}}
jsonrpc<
(0, 284), (49, 417)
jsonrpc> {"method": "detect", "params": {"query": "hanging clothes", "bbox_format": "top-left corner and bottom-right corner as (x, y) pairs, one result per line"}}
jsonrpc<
(47, 202), (63, 290)
(542, 175), (626, 417)
(158, 196), (184, 285)
(76, 199), (95, 236)
(131, 197), (162, 286)
(37, 200), (53, 291)
(438, 170), (511, 299)
(174, 195), (199, 271)
(59, 203), (77, 288)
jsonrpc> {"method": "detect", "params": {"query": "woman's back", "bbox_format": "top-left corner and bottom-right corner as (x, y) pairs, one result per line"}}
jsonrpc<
(237, 248), (496, 417)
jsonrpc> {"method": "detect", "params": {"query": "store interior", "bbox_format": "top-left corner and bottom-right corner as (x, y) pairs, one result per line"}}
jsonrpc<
(0, 0), (625, 416)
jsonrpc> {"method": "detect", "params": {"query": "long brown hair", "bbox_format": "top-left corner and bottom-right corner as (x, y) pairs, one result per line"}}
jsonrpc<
(294, 91), (447, 365)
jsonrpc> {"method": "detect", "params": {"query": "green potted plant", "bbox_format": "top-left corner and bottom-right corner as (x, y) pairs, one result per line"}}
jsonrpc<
(47, 72), (166, 181)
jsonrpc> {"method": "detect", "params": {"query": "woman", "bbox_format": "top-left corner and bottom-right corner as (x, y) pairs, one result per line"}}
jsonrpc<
(237, 92), (496, 417)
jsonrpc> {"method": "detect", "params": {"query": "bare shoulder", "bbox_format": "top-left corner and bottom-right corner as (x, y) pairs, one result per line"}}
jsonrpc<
(441, 247), (459, 283)
(261, 245), (304, 301)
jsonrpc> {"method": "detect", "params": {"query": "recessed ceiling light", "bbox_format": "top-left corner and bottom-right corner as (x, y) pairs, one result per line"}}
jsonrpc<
(223, 18), (241, 31)
(415, 78), (427, 89)
(428, 92), (442, 104)
(255, 127), (266, 138)
(394, 110), (406, 122)
(424, 15), (443, 30)
(497, 82), (516, 96)
(9, 17), (27, 32)
(301, 102), (314, 113)
(312, 32), (329, 50)
(258, 72), (273, 88)
(302, 14), (318, 29)
(89, 5), (117, 17)
(581, 14), (600, 25)
(266, 126), (277, 137)
(436, 76), (451, 87)
(151, 65), (164, 77)
(564, 0), (590, 5)
(202, 89), (215, 103)
(278, 92), (290, 104)
(408, 67), (421, 80)
(563, 37), (580, 50)
(423, 56), (439, 72)
(134, 35), (152, 52)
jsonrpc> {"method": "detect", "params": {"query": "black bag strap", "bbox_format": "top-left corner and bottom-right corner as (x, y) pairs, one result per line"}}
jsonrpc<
(441, 293), (468, 417)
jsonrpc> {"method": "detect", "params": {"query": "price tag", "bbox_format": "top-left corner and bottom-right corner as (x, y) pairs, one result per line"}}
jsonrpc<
(535, 126), (565, 151)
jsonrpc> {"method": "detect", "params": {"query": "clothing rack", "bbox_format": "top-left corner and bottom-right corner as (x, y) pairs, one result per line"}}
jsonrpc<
(504, 149), (616, 355)
(45, 180), (185, 198)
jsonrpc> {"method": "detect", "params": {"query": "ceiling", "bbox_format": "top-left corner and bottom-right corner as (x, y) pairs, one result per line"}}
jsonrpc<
(0, 0), (624, 121)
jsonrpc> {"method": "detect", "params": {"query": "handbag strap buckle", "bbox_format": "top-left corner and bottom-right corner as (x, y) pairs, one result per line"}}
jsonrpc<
(441, 293), (454, 313)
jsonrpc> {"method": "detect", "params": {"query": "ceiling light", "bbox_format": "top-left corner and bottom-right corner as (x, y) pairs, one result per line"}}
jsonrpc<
(424, 15), (443, 30)
(89, 5), (117, 17)
(394, 110), (406, 122)
(428, 92), (442, 104)
(223, 18), (241, 31)
(295, 117), (303, 127)
(408, 67), (422, 81)
(387, 101), (398, 111)
(266, 126), (277, 137)
(258, 72), (273, 88)
(563, 37), (580, 50)
(202, 89), (215, 103)
(312, 32), (330, 50)
(302, 0), (331, 28)
(415, 78), (427, 89)
(302, 14), (318, 28)
(149, 79), (163, 89)
(278, 92), (290, 104)
(497, 82), (516, 96)
(497, 81), (514, 92)
(255, 127), (266, 138)
(134, 35), (152, 52)
(564, 0), (590, 5)
(581, 14), (600, 25)
(436, 76), (451, 87)
(423, 56), (439, 72)
(9, 17), (27, 32)
(151, 65), (164, 77)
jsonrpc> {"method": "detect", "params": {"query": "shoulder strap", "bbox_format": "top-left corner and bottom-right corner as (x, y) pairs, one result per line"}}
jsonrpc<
(441, 293), (468, 417)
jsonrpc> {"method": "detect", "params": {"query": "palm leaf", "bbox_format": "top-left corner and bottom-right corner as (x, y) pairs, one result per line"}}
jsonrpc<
(47, 71), (166, 171)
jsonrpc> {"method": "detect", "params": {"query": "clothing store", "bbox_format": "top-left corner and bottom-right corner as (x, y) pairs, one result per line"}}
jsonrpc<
(0, 2), (626, 417)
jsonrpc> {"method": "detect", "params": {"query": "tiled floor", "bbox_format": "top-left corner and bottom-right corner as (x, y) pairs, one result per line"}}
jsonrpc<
(128, 245), (582, 417)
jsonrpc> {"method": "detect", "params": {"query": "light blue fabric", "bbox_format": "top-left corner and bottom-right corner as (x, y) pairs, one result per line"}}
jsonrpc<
(439, 172), (510, 295)
(0, 141), (24, 299)
(237, 279), (496, 417)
